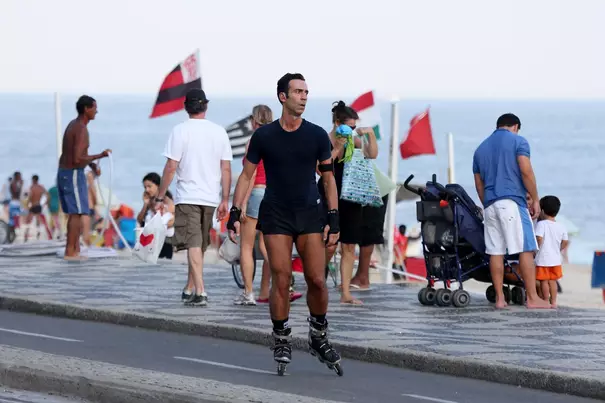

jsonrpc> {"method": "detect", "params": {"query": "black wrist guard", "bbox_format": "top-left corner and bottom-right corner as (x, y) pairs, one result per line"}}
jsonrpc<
(326, 209), (340, 234)
(227, 206), (241, 231)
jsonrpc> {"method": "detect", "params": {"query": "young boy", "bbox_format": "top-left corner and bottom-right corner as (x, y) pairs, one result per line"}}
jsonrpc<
(534, 195), (568, 308)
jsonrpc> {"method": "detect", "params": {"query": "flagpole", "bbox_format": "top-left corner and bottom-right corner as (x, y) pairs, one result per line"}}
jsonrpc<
(383, 97), (399, 285)
(54, 92), (65, 239)
(447, 132), (455, 184)
(55, 92), (62, 161)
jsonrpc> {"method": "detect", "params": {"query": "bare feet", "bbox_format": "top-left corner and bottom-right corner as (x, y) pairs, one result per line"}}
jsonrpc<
(495, 299), (508, 309)
(64, 255), (88, 261)
(526, 297), (552, 309)
(340, 296), (363, 305)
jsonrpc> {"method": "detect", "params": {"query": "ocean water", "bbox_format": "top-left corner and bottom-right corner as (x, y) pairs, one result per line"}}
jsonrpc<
(0, 93), (603, 264)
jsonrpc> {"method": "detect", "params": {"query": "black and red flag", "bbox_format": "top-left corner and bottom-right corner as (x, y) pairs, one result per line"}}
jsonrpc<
(150, 50), (202, 118)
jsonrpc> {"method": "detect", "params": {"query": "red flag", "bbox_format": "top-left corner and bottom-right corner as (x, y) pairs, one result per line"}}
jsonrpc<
(150, 50), (202, 118)
(400, 109), (436, 159)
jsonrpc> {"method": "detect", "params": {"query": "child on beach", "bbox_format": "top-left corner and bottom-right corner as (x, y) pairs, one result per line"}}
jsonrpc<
(534, 195), (568, 308)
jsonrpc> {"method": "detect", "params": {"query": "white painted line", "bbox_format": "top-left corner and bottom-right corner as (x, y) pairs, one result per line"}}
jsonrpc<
(174, 356), (277, 375)
(402, 394), (459, 403)
(0, 327), (82, 343)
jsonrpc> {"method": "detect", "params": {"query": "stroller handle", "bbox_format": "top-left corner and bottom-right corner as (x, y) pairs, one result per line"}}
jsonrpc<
(404, 175), (422, 195)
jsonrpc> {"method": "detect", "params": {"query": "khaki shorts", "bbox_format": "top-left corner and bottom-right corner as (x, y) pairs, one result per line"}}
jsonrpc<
(173, 204), (216, 252)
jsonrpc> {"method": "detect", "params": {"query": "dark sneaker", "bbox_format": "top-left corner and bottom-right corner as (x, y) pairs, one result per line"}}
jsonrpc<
(181, 290), (194, 303)
(186, 293), (208, 307)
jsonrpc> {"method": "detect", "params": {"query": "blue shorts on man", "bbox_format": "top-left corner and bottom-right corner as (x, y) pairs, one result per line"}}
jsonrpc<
(57, 168), (89, 215)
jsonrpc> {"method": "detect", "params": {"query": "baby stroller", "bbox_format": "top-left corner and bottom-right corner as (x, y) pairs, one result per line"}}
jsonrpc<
(403, 174), (526, 308)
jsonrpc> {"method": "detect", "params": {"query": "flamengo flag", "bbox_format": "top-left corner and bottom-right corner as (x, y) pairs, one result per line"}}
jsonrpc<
(400, 109), (436, 159)
(350, 91), (382, 140)
(226, 116), (254, 158)
(150, 50), (202, 118)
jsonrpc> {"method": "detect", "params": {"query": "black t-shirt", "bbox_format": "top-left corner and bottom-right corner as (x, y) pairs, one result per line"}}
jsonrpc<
(246, 119), (331, 209)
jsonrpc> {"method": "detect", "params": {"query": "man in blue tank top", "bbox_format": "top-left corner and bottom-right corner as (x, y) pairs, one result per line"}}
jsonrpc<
(473, 113), (551, 310)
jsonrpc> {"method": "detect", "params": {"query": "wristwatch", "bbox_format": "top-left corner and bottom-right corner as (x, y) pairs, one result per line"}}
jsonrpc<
(154, 197), (164, 203)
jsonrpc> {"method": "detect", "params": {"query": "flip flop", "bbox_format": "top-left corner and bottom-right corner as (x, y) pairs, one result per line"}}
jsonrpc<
(340, 298), (363, 306)
(350, 284), (372, 292)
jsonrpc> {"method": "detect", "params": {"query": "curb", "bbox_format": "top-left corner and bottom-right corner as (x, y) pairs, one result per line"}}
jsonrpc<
(0, 365), (215, 403)
(1, 295), (604, 401)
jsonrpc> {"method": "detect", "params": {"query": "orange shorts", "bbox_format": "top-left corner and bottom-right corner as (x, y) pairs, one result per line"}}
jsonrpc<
(536, 265), (563, 281)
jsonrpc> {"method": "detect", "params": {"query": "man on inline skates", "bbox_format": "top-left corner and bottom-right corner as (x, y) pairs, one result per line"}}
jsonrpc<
(227, 73), (342, 376)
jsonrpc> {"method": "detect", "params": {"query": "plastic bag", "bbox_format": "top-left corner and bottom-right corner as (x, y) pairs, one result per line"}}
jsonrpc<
(133, 212), (167, 264)
(373, 162), (397, 197)
(340, 148), (384, 207)
(218, 236), (240, 264)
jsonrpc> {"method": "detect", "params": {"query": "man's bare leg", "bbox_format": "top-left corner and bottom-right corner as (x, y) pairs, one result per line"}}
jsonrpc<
(64, 214), (82, 260)
(257, 232), (271, 300)
(297, 232), (341, 367)
(187, 247), (204, 294)
(489, 255), (507, 309)
(518, 252), (551, 309)
(296, 234), (329, 315)
(264, 235), (294, 321)
(351, 245), (373, 289)
(81, 215), (91, 246)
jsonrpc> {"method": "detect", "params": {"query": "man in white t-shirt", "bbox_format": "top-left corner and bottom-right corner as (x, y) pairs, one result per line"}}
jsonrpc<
(534, 195), (568, 308)
(155, 89), (233, 307)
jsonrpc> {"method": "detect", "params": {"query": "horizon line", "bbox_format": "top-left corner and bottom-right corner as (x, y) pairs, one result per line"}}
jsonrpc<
(1, 91), (605, 103)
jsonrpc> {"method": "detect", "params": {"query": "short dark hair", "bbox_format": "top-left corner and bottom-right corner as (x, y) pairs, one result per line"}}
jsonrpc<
(331, 101), (359, 124)
(32, 175), (39, 182)
(276, 73), (305, 104)
(76, 95), (96, 115)
(496, 113), (521, 130)
(540, 195), (561, 217)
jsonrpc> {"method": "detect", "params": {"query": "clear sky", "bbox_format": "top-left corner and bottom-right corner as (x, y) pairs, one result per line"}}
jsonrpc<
(1, 0), (603, 99)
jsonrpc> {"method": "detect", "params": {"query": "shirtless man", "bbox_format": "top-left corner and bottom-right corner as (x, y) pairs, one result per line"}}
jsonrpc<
(57, 95), (110, 259)
(24, 175), (51, 240)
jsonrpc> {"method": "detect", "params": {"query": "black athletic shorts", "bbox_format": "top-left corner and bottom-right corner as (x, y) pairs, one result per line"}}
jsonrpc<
(30, 205), (42, 214)
(257, 200), (325, 238)
(337, 195), (388, 246)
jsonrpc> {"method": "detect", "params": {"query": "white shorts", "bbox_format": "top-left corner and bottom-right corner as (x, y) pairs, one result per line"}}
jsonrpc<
(484, 199), (537, 255)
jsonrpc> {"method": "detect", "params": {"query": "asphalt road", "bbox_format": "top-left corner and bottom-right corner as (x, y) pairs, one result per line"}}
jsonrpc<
(0, 310), (600, 403)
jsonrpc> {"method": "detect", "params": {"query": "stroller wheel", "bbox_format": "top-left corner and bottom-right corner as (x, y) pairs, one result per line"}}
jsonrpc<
(425, 288), (436, 305)
(452, 289), (470, 308)
(503, 287), (512, 304)
(418, 287), (434, 305)
(486, 285), (496, 303)
(435, 289), (452, 307)
(511, 286), (526, 305)
(418, 288), (428, 305)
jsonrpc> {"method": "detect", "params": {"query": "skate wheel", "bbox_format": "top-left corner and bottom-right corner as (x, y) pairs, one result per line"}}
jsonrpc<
(333, 363), (343, 376)
(277, 362), (287, 376)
